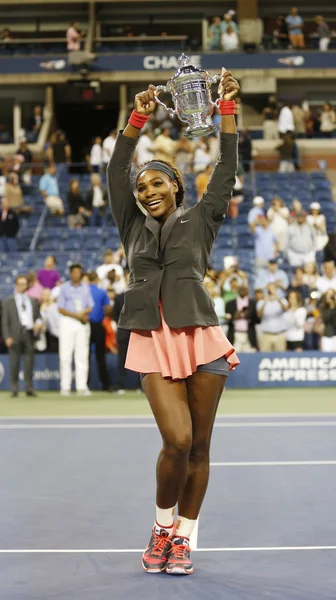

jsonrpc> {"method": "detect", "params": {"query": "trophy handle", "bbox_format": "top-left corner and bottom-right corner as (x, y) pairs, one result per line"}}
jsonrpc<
(205, 72), (222, 108)
(154, 86), (177, 117)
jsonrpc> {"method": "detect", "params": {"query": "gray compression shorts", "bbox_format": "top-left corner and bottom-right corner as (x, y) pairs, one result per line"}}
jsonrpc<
(139, 356), (230, 382)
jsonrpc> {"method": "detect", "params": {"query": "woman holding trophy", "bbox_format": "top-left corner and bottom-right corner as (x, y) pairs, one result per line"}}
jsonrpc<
(107, 63), (240, 576)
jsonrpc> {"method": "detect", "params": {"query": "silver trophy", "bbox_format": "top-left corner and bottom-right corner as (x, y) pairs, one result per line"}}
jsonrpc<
(155, 54), (221, 139)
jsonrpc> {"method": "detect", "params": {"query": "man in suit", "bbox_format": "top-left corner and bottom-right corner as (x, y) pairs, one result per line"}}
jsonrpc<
(0, 195), (19, 252)
(225, 285), (257, 352)
(2, 274), (43, 396)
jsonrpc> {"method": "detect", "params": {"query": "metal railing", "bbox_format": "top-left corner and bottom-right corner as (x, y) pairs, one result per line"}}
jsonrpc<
(29, 204), (48, 251)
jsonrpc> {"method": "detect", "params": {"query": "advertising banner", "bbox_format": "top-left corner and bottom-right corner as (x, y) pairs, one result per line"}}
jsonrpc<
(1, 51), (336, 76)
(0, 352), (335, 391)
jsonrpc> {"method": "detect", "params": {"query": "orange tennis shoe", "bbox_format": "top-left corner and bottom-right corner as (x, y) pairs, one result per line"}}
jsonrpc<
(165, 537), (194, 575)
(142, 527), (173, 573)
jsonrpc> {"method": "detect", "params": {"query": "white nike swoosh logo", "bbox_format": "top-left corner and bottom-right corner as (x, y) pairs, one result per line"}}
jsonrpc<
(181, 219), (190, 224)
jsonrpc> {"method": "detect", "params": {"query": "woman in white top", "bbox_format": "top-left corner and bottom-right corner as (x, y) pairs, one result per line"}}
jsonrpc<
(319, 103), (335, 136)
(221, 26), (239, 51)
(284, 290), (307, 351)
(193, 138), (211, 173)
(303, 262), (319, 290)
(267, 196), (289, 252)
(306, 202), (328, 251)
(90, 136), (103, 173)
(66, 20), (81, 51)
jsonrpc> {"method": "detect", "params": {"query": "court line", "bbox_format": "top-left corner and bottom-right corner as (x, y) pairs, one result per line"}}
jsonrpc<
(1, 413), (336, 421)
(210, 461), (336, 467)
(1, 546), (336, 554)
(1, 421), (336, 429)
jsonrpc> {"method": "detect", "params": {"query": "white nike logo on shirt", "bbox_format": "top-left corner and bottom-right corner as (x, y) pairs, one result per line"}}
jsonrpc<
(181, 219), (190, 223)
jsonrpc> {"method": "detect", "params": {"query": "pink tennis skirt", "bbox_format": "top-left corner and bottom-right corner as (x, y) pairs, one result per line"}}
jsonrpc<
(125, 304), (240, 380)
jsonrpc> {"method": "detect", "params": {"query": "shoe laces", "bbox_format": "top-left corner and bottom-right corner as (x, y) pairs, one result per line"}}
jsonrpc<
(151, 532), (171, 556)
(170, 542), (190, 560)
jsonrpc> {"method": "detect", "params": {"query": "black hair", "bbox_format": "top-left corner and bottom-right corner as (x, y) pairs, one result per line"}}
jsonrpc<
(135, 159), (185, 207)
(69, 263), (83, 273)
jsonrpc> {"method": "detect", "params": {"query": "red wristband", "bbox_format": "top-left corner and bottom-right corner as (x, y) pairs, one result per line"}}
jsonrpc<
(218, 100), (236, 115)
(128, 110), (150, 129)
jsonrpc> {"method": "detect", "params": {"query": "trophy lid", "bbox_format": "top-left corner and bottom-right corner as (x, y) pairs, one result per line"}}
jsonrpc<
(171, 53), (201, 80)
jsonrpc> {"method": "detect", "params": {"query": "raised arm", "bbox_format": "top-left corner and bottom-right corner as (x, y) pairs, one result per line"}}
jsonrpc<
(199, 70), (239, 233)
(107, 85), (157, 240)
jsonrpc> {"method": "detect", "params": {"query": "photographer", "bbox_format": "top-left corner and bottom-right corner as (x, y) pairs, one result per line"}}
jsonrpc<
(320, 289), (336, 352)
(256, 282), (288, 351)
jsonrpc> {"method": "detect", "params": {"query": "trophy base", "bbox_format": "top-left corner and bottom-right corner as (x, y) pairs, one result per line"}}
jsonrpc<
(183, 124), (218, 139)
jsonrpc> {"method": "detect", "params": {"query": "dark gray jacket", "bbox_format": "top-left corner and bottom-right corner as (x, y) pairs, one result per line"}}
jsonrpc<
(107, 131), (237, 330)
(2, 296), (41, 341)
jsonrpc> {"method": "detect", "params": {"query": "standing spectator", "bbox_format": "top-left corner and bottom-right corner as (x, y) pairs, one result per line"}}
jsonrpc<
(267, 196), (289, 252)
(85, 173), (107, 226)
(315, 15), (331, 52)
(134, 128), (154, 167)
(262, 100), (278, 140)
(26, 271), (43, 302)
(251, 215), (278, 268)
(90, 137), (103, 173)
(176, 134), (193, 173)
(16, 139), (32, 165)
(0, 196), (19, 252)
(303, 262), (319, 290)
(193, 138), (211, 173)
(5, 172), (24, 211)
(204, 280), (225, 326)
(152, 128), (178, 162)
(288, 267), (310, 301)
(291, 104), (306, 136)
(67, 20), (81, 51)
(102, 130), (117, 168)
(26, 105), (43, 142)
(226, 285), (257, 352)
(97, 249), (125, 289)
(220, 12), (239, 34)
(273, 16), (289, 49)
(276, 133), (295, 173)
(39, 287), (60, 353)
(278, 104), (294, 136)
(87, 271), (111, 392)
(208, 16), (222, 50)
(195, 163), (213, 202)
(304, 291), (321, 350)
(286, 7), (304, 49)
(319, 103), (335, 137)
(58, 263), (94, 396)
(238, 129), (252, 173)
(2, 274), (42, 397)
(307, 202), (328, 251)
(289, 199), (305, 223)
(320, 289), (336, 351)
(39, 164), (64, 216)
(66, 179), (85, 228)
(287, 213), (316, 266)
(284, 290), (307, 351)
(47, 131), (72, 165)
(316, 261), (336, 295)
(37, 255), (61, 290)
(257, 282), (288, 351)
(221, 26), (239, 51)
(248, 196), (265, 229)
(255, 259), (289, 298)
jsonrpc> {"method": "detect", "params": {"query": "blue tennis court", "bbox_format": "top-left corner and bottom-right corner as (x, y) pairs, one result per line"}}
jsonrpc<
(1, 414), (336, 599)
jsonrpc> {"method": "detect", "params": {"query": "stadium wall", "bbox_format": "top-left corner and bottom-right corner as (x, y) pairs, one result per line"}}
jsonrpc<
(0, 353), (335, 391)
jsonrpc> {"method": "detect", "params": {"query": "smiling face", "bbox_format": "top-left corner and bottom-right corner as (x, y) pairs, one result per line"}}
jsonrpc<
(136, 169), (178, 222)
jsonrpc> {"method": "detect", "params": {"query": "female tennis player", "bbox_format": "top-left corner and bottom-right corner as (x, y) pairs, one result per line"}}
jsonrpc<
(107, 68), (240, 576)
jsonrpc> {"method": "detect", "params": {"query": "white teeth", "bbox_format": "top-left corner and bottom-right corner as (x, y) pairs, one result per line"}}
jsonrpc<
(148, 200), (161, 207)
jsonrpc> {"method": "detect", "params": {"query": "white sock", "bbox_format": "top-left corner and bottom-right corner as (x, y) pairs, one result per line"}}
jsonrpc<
(174, 516), (197, 541)
(155, 505), (175, 534)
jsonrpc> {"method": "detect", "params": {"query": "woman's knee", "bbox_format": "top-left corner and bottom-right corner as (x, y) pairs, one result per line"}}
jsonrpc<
(189, 440), (210, 465)
(163, 431), (192, 459)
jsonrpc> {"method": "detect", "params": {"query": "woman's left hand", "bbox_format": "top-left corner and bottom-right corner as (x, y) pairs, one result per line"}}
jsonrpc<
(218, 68), (240, 100)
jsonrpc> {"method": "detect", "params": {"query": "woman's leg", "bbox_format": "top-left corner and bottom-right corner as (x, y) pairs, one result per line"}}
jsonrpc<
(178, 372), (227, 519)
(142, 373), (192, 509)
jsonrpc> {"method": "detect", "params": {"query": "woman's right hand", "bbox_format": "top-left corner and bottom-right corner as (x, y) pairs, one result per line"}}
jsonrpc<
(134, 84), (157, 116)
